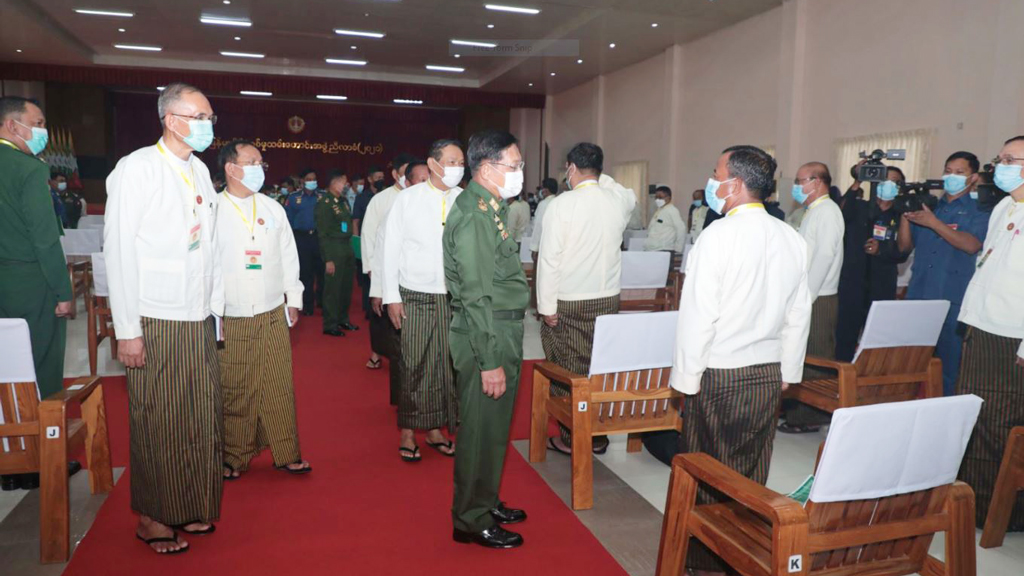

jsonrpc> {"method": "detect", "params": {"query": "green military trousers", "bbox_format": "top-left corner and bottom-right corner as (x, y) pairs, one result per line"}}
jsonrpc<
(0, 261), (67, 397)
(321, 243), (354, 331)
(450, 315), (524, 532)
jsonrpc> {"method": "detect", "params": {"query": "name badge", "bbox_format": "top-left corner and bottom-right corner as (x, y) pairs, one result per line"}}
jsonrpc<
(872, 225), (887, 240)
(341, 222), (348, 233)
(188, 224), (201, 252)
(245, 249), (263, 270)
(948, 223), (959, 231)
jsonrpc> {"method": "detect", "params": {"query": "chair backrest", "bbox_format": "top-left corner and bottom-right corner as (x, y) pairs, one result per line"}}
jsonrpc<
(626, 237), (646, 251)
(852, 299), (949, 365)
(520, 238), (532, 264)
(620, 251), (671, 290)
(91, 252), (109, 297)
(623, 229), (648, 242)
(78, 215), (104, 228)
(0, 319), (41, 456)
(59, 228), (103, 257)
(802, 395), (982, 572)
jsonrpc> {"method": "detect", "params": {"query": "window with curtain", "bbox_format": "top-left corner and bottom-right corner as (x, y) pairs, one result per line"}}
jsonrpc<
(610, 160), (648, 228)
(833, 129), (933, 192)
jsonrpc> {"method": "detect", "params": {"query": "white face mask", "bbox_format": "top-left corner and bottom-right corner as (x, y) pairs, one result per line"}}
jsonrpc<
(488, 165), (524, 200)
(431, 159), (464, 188)
(654, 198), (666, 208)
(398, 175), (407, 188)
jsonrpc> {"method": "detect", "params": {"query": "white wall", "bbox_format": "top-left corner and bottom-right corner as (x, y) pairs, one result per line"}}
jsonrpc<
(510, 107), (543, 190)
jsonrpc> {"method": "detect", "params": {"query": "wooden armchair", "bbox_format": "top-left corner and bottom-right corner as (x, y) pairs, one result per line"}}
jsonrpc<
(980, 426), (1024, 549)
(59, 229), (102, 320)
(619, 251), (676, 312)
(86, 252), (117, 375)
(0, 319), (113, 563)
(529, 311), (683, 510)
(784, 300), (948, 413)
(657, 396), (983, 576)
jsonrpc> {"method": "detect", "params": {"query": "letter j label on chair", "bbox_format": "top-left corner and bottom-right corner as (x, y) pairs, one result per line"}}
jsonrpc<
(46, 426), (60, 439)
(578, 401), (588, 412)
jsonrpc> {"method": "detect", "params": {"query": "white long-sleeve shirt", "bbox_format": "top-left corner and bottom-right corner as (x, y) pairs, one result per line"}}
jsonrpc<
(364, 185), (401, 299)
(507, 199), (531, 242)
(537, 174), (636, 315)
(671, 203), (812, 394)
(958, 196), (1024, 358)
(529, 195), (555, 252)
(216, 191), (303, 317)
(381, 180), (461, 303)
(798, 196), (844, 299)
(644, 203), (686, 252)
(104, 139), (224, 339)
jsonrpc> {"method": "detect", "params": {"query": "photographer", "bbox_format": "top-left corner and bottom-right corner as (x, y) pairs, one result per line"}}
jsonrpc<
(897, 151), (989, 396)
(834, 165), (909, 361)
(957, 135), (1024, 532)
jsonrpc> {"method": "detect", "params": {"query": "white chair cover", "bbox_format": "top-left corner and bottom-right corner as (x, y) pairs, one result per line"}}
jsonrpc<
(78, 215), (104, 228)
(623, 229), (648, 241)
(620, 251), (671, 290)
(59, 228), (103, 257)
(91, 252), (109, 297)
(0, 319), (40, 452)
(589, 311), (677, 376)
(809, 395), (983, 503)
(79, 221), (105, 231)
(853, 300), (949, 362)
(626, 237), (646, 252)
(520, 238), (533, 264)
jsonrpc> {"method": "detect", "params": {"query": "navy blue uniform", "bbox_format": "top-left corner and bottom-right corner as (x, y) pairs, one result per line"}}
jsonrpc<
(286, 189), (325, 313)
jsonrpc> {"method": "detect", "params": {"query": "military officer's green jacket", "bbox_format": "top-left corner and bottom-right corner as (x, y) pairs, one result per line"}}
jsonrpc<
(443, 180), (529, 371)
(0, 139), (72, 301)
(314, 193), (353, 260)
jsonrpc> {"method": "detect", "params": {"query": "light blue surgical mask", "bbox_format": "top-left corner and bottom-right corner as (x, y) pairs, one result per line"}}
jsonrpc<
(704, 177), (735, 215)
(235, 164), (265, 194)
(878, 180), (899, 201)
(942, 174), (968, 195)
(15, 120), (48, 156)
(304, 181), (318, 191)
(994, 163), (1024, 193)
(791, 184), (809, 205)
(970, 191), (979, 200)
(691, 199), (702, 208)
(357, 184), (364, 193)
(181, 119), (214, 153)
(56, 182), (67, 192)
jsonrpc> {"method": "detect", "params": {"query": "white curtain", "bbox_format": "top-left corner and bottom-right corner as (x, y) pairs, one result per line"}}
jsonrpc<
(610, 160), (648, 227)
(834, 129), (934, 193)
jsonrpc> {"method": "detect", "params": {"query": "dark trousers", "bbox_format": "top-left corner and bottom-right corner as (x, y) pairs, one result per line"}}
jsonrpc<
(294, 231), (324, 313)
(935, 303), (964, 397)
(356, 260), (371, 319)
(322, 245), (354, 330)
(0, 262), (66, 397)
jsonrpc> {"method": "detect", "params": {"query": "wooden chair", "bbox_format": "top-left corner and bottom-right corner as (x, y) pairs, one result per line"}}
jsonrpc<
(0, 319), (113, 564)
(619, 251), (676, 312)
(86, 252), (117, 375)
(980, 426), (1024, 549)
(784, 300), (947, 413)
(656, 395), (982, 576)
(530, 311), (683, 510)
(59, 228), (102, 320)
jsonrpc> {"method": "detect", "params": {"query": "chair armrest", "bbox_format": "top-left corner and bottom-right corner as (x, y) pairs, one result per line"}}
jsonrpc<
(674, 452), (808, 527)
(534, 361), (589, 388)
(804, 356), (849, 371)
(45, 376), (101, 404)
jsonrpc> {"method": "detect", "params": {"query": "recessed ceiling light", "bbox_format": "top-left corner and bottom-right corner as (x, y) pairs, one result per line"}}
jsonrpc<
(364, 12), (370, 17)
(426, 65), (465, 73)
(234, 36), (241, 41)
(114, 44), (162, 51)
(223, 0), (231, 4)
(350, 45), (357, 50)
(528, 83), (533, 87)
(220, 51), (264, 58)
(454, 54), (461, 58)
(317, 95), (348, 101)
(576, 59), (583, 64)
(16, 49), (23, 53)
(334, 29), (385, 39)
(609, 43), (616, 48)
(240, 91), (272, 97)
(157, 86), (165, 91)
(325, 58), (368, 66)
(651, 23), (659, 28)
(75, 9), (134, 18)
(201, 16), (252, 27)
(550, 72), (556, 76)
(451, 39), (497, 48)
(485, 4), (540, 15)
(487, 24), (495, 29)
(118, 28), (125, 32)
(394, 99), (423, 105)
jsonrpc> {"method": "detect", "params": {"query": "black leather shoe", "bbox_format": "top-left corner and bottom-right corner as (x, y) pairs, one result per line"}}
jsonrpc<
(490, 502), (527, 525)
(322, 328), (346, 337)
(1, 475), (18, 491)
(339, 322), (360, 331)
(19, 473), (39, 490)
(453, 526), (523, 549)
(68, 460), (82, 477)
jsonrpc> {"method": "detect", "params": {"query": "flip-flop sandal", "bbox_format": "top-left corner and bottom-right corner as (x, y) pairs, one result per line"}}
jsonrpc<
(171, 522), (216, 535)
(777, 422), (821, 434)
(426, 439), (455, 457)
(592, 438), (610, 455)
(222, 463), (240, 481)
(276, 460), (312, 475)
(366, 357), (382, 370)
(547, 437), (571, 456)
(399, 446), (421, 463)
(136, 531), (189, 555)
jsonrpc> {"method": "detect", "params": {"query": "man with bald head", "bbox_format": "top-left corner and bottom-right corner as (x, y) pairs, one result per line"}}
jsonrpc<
(106, 82), (224, 554)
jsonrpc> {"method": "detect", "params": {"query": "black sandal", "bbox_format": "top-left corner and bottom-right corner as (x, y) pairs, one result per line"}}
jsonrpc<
(426, 439), (455, 457)
(223, 463), (240, 481)
(399, 446), (421, 463)
(777, 422), (821, 434)
(366, 357), (382, 370)
(136, 531), (189, 555)
(276, 460), (312, 475)
(171, 522), (216, 535)
(547, 437), (571, 456)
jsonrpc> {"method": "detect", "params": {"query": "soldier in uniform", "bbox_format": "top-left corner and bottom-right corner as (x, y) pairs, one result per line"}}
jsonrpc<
(53, 173), (84, 229)
(315, 170), (358, 336)
(285, 169), (324, 316)
(444, 130), (529, 549)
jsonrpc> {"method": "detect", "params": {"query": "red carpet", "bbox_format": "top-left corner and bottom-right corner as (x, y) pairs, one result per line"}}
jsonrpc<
(63, 297), (627, 576)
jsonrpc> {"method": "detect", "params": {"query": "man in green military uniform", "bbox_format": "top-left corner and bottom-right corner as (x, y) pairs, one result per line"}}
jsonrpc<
(52, 173), (84, 229)
(0, 97), (73, 399)
(316, 170), (358, 336)
(444, 129), (529, 549)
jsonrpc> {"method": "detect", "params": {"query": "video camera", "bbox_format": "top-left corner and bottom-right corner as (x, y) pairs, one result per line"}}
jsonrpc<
(856, 149), (907, 182)
(975, 163), (1008, 210)
(892, 180), (942, 214)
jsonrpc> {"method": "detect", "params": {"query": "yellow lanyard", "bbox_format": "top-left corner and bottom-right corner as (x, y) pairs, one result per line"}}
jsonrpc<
(726, 203), (765, 217)
(428, 178), (450, 225)
(225, 193), (257, 238)
(573, 180), (598, 190)
(156, 141), (199, 219)
(807, 196), (828, 210)
(0, 138), (20, 152)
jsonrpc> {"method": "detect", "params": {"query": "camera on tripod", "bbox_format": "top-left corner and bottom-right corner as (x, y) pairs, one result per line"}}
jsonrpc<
(857, 149), (907, 182)
(892, 180), (942, 214)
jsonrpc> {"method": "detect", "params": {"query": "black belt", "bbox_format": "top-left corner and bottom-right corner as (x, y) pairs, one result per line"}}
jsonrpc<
(294, 229), (316, 235)
(493, 309), (525, 320)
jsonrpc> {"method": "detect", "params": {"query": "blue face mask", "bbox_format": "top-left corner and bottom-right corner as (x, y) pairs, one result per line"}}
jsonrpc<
(791, 184), (809, 205)
(691, 199), (702, 208)
(942, 174), (968, 195)
(235, 164), (265, 193)
(704, 177), (735, 215)
(304, 181), (318, 191)
(357, 184), (364, 193)
(15, 120), (48, 156)
(970, 191), (979, 200)
(56, 182), (67, 192)
(181, 119), (214, 153)
(878, 180), (899, 201)
(994, 163), (1024, 193)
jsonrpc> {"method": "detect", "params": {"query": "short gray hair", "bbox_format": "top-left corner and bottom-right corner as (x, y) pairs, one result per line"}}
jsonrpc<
(158, 82), (201, 125)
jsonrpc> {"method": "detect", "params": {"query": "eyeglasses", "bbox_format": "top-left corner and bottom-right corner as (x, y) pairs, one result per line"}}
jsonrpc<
(992, 155), (1024, 166)
(170, 112), (218, 125)
(491, 160), (525, 171)
(232, 161), (269, 171)
(793, 176), (818, 185)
